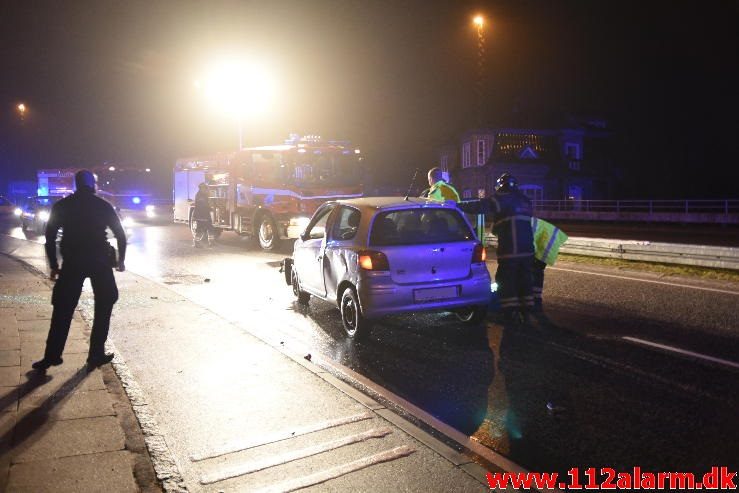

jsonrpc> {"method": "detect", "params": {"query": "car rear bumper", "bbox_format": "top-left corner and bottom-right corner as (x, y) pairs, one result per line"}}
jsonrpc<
(356, 264), (491, 318)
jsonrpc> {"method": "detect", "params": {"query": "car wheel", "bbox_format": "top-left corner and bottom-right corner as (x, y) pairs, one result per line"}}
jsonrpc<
(291, 269), (311, 306)
(454, 305), (488, 324)
(257, 214), (279, 251)
(340, 287), (369, 338)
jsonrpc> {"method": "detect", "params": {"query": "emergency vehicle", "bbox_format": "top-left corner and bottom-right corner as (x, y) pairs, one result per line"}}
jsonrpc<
(173, 135), (364, 250)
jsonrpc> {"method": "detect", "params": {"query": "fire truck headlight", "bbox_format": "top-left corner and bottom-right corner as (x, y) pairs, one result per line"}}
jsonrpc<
(122, 217), (134, 228)
(13, 207), (22, 217)
(38, 210), (50, 222)
(145, 205), (156, 218)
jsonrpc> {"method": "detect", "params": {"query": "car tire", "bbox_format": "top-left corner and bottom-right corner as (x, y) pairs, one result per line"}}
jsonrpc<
(454, 305), (488, 324)
(291, 269), (311, 306)
(340, 287), (369, 338)
(257, 213), (279, 251)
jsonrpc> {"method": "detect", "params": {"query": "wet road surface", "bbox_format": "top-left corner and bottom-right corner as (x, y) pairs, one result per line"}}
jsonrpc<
(2, 218), (738, 479)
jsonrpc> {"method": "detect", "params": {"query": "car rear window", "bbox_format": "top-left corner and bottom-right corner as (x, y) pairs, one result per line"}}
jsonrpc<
(369, 208), (474, 246)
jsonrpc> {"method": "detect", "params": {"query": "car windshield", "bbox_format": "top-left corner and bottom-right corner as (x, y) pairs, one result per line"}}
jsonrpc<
(369, 208), (474, 246)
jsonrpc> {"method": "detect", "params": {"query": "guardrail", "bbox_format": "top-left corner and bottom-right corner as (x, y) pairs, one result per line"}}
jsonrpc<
(482, 233), (739, 271)
(530, 199), (739, 224)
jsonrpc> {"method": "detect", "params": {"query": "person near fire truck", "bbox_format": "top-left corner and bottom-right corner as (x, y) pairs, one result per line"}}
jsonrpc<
(531, 216), (568, 312)
(192, 182), (213, 247)
(458, 172), (534, 324)
(32, 170), (126, 372)
(425, 167), (460, 202)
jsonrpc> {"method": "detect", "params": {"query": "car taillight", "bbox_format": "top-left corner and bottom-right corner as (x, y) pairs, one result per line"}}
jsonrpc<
(358, 250), (390, 271)
(472, 243), (486, 263)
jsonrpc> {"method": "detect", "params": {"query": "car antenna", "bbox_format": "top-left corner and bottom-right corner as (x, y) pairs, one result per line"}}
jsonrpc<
(403, 168), (419, 201)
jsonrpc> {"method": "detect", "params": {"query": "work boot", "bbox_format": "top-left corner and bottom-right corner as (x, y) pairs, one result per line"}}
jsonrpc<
(32, 357), (63, 371)
(87, 353), (115, 372)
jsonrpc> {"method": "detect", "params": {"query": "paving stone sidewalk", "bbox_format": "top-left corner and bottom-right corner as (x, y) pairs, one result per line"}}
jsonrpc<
(0, 254), (159, 493)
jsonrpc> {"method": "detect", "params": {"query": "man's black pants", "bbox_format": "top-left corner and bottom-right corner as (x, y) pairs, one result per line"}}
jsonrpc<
(44, 262), (119, 361)
(532, 258), (547, 310)
(496, 256), (534, 314)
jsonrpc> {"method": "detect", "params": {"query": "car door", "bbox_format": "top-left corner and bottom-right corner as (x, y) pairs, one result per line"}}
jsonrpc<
(324, 206), (361, 302)
(294, 204), (334, 297)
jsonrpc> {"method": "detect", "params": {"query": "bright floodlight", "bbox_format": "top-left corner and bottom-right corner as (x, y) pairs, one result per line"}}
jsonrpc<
(108, 166), (116, 171)
(473, 15), (484, 28)
(200, 60), (276, 119)
(17, 103), (26, 114)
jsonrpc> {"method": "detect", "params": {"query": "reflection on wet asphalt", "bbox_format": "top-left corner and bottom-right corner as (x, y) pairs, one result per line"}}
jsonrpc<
(3, 219), (738, 477)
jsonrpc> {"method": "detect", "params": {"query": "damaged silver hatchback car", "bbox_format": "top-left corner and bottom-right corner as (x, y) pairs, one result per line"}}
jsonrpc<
(283, 197), (491, 337)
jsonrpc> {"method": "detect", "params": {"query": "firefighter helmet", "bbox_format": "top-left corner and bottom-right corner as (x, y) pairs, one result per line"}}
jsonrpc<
(495, 173), (518, 192)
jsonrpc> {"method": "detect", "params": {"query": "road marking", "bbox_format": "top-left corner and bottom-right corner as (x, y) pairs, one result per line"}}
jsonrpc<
(190, 411), (374, 461)
(622, 336), (739, 370)
(254, 445), (416, 493)
(200, 427), (393, 485)
(551, 266), (739, 295)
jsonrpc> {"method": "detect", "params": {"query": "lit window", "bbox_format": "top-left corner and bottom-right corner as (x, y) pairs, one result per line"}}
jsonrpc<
(463, 189), (472, 199)
(477, 139), (486, 166)
(477, 188), (486, 198)
(462, 142), (471, 168)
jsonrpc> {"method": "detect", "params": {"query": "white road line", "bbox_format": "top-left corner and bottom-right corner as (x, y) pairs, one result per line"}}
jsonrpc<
(254, 445), (416, 493)
(551, 266), (739, 295)
(622, 336), (739, 370)
(190, 411), (374, 462)
(200, 427), (393, 485)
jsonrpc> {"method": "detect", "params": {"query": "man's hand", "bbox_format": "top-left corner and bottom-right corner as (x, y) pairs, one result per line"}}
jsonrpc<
(49, 267), (61, 281)
(116, 260), (126, 272)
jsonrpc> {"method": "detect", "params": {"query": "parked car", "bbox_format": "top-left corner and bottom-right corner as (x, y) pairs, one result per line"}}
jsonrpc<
(284, 197), (491, 337)
(19, 196), (61, 234)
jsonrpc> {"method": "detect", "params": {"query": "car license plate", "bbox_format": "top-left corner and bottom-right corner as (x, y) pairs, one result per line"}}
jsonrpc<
(414, 286), (459, 302)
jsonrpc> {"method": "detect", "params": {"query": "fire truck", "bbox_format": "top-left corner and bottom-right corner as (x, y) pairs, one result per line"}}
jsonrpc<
(173, 136), (364, 250)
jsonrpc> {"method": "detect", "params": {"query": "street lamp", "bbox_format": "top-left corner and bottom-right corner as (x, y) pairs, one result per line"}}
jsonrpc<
(472, 14), (486, 125)
(196, 59), (276, 150)
(17, 103), (27, 122)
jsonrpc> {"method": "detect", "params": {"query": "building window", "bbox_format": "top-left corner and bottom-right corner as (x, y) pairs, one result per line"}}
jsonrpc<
(568, 160), (581, 171)
(463, 189), (472, 199)
(565, 143), (580, 160)
(477, 188), (486, 198)
(477, 140), (486, 166)
(462, 142), (471, 168)
(440, 155), (448, 172)
(520, 185), (543, 203)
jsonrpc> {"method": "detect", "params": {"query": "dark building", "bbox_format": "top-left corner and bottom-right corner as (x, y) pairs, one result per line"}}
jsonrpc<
(439, 117), (617, 207)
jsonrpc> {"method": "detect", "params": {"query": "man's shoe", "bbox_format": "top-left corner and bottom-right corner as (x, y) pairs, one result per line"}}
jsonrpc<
(86, 353), (115, 371)
(32, 357), (63, 371)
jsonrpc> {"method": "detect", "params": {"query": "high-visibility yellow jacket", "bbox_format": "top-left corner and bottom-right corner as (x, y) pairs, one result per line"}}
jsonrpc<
(427, 180), (461, 202)
(532, 217), (568, 265)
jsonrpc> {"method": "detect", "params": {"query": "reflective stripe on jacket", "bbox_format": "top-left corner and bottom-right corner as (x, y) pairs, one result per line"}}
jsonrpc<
(427, 180), (460, 202)
(531, 217), (568, 265)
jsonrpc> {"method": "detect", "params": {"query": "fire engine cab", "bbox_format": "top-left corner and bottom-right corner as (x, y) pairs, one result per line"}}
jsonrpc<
(173, 135), (364, 250)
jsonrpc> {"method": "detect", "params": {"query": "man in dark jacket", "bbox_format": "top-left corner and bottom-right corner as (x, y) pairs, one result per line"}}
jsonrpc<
(459, 173), (534, 323)
(32, 170), (127, 371)
(192, 182), (213, 247)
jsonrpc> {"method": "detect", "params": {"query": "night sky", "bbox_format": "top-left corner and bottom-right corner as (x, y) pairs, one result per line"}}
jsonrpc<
(1, 0), (737, 198)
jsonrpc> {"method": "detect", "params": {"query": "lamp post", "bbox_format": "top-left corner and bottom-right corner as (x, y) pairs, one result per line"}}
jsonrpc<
(17, 103), (27, 123)
(473, 15), (486, 126)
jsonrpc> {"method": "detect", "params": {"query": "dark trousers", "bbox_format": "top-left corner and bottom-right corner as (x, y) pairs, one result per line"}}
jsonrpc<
(496, 256), (534, 314)
(45, 262), (119, 361)
(532, 258), (547, 310)
(194, 217), (213, 243)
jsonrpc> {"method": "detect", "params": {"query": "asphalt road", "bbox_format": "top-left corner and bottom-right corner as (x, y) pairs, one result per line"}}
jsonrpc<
(2, 217), (737, 481)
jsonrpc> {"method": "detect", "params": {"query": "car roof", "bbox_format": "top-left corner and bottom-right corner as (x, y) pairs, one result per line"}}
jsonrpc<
(334, 196), (459, 214)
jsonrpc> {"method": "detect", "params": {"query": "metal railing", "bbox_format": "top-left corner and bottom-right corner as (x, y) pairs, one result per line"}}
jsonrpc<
(532, 199), (739, 215)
